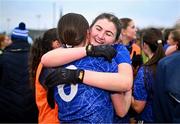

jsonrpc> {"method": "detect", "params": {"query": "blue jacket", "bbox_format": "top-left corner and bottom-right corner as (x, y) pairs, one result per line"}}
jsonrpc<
(153, 51), (180, 123)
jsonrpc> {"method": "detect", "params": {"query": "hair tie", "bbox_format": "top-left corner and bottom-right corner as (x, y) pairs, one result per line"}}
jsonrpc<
(157, 40), (162, 44)
(65, 44), (73, 48)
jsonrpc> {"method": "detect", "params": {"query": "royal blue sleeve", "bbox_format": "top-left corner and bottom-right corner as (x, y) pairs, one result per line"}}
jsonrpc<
(113, 44), (131, 65)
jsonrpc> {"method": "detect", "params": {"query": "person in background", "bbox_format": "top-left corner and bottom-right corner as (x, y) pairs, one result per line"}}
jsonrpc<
(0, 34), (12, 54)
(28, 28), (61, 123)
(153, 28), (180, 122)
(118, 17), (143, 123)
(162, 28), (174, 51)
(119, 18), (143, 77)
(131, 28), (165, 123)
(0, 22), (38, 123)
(165, 28), (178, 56)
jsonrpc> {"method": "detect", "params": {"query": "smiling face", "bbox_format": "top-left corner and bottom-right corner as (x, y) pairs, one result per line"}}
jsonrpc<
(89, 18), (117, 46)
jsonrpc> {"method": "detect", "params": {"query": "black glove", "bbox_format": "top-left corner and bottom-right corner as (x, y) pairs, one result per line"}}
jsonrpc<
(44, 67), (85, 88)
(86, 44), (117, 62)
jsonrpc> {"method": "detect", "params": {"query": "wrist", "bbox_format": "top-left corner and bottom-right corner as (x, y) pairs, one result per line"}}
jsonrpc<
(74, 69), (85, 84)
(78, 70), (84, 82)
(86, 44), (93, 56)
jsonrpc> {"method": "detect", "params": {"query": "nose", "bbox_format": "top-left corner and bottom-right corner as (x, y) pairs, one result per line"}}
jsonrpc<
(135, 27), (138, 32)
(98, 31), (105, 40)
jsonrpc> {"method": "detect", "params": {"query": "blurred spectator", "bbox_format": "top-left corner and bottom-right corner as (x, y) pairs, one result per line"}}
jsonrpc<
(0, 34), (12, 54)
(119, 18), (143, 77)
(162, 28), (174, 51)
(119, 18), (143, 123)
(131, 28), (165, 123)
(165, 29), (179, 56)
(28, 28), (61, 123)
(0, 22), (38, 123)
(154, 28), (180, 122)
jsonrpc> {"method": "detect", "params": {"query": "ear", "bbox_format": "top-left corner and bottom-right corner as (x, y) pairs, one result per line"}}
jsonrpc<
(121, 29), (127, 36)
(86, 29), (90, 45)
(52, 40), (61, 49)
(118, 34), (123, 43)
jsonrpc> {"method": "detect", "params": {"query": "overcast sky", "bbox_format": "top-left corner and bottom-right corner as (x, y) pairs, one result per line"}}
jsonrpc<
(0, 0), (180, 33)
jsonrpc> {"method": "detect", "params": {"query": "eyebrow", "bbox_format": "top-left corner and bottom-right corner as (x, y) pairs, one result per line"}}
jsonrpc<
(95, 25), (114, 36)
(95, 25), (102, 29)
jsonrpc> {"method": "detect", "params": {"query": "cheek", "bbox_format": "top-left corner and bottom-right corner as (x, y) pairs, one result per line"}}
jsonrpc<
(90, 27), (98, 36)
(89, 34), (95, 44)
(5, 40), (11, 45)
(142, 48), (148, 56)
(167, 40), (170, 44)
(90, 29), (97, 38)
(167, 39), (173, 45)
(126, 30), (136, 39)
(131, 30), (136, 37)
(104, 37), (115, 45)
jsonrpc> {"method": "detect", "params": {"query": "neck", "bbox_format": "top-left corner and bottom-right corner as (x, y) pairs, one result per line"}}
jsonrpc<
(121, 37), (130, 45)
(121, 35), (133, 45)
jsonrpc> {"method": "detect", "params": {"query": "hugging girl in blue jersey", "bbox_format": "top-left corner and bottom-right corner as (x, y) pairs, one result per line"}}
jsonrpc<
(42, 13), (133, 123)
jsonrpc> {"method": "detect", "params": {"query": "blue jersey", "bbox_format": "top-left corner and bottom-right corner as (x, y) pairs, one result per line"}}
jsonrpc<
(113, 44), (132, 123)
(39, 44), (131, 123)
(113, 43), (131, 65)
(133, 66), (154, 122)
(55, 56), (118, 123)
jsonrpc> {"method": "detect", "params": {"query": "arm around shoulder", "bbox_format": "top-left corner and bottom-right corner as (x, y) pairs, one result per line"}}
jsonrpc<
(83, 63), (133, 92)
(41, 47), (86, 67)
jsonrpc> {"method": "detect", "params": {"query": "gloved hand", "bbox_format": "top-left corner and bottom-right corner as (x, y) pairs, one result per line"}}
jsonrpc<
(44, 67), (85, 88)
(86, 44), (117, 62)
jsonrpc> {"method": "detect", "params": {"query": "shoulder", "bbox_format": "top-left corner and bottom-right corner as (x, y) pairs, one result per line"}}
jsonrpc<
(136, 66), (154, 80)
(113, 43), (128, 51)
(159, 51), (180, 67)
(113, 44), (131, 64)
(136, 66), (144, 76)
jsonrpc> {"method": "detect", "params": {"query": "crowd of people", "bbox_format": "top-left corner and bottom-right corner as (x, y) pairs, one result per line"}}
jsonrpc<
(0, 12), (180, 123)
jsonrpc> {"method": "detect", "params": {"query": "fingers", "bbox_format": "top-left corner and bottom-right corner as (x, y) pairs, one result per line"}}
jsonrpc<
(45, 71), (59, 88)
(105, 48), (116, 63)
